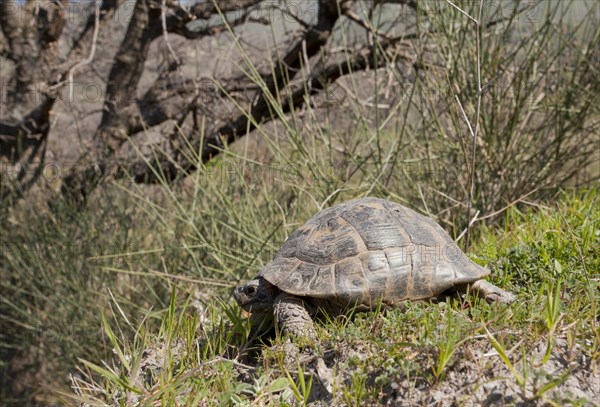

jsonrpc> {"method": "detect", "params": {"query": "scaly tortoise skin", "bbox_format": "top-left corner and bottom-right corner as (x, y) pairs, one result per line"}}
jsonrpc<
(234, 197), (515, 341)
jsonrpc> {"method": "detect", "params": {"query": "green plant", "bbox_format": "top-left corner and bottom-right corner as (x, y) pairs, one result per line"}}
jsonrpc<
(342, 362), (368, 407)
(284, 364), (313, 407)
(431, 304), (469, 380)
(540, 278), (563, 365)
(485, 327), (526, 388)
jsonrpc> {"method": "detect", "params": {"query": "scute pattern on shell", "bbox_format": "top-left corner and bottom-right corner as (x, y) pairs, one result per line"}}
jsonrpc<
(259, 198), (490, 311)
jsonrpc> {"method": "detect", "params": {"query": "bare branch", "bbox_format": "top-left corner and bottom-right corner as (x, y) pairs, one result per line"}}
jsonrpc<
(161, 0), (181, 66)
(65, 5), (101, 102)
(65, 0), (126, 64)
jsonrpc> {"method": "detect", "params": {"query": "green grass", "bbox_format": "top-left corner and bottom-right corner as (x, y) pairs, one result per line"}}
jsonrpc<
(70, 188), (599, 406)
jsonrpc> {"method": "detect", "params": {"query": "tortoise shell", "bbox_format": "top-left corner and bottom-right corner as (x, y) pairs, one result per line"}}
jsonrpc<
(258, 197), (489, 310)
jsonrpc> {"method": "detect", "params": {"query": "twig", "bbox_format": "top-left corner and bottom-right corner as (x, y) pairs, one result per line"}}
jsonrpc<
(456, 210), (480, 242)
(457, 185), (541, 241)
(477, 188), (540, 221)
(454, 94), (475, 141)
(444, 0), (478, 24)
(424, 185), (466, 207)
(451, 0), (484, 250)
(162, 0), (181, 66)
(467, 0), (485, 250)
(418, 183), (432, 218)
(302, 39), (312, 91)
(518, 200), (551, 211)
(319, 188), (345, 211)
(65, 4), (100, 102)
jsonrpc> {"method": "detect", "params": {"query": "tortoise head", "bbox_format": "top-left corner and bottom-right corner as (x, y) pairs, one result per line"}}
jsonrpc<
(234, 277), (279, 313)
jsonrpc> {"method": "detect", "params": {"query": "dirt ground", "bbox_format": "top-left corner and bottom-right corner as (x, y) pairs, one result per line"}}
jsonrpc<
(106, 326), (599, 406)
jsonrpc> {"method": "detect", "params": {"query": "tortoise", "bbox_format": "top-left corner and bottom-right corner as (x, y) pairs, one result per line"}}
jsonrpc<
(234, 197), (515, 341)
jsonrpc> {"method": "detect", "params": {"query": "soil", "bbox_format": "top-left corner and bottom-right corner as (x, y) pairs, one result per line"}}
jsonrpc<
(101, 326), (599, 406)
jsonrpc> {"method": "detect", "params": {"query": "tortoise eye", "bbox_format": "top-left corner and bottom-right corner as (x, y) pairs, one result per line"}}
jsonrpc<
(246, 286), (257, 296)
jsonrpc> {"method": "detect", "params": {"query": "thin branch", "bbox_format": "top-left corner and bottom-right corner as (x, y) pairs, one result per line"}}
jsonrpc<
(161, 0), (181, 66)
(464, 0), (485, 250)
(66, 5), (101, 102)
(64, 0), (124, 64)
(444, 0), (478, 24)
(454, 94), (475, 139)
(476, 187), (540, 221)
(456, 210), (480, 242)
(340, 2), (396, 41)
(451, 0), (484, 250)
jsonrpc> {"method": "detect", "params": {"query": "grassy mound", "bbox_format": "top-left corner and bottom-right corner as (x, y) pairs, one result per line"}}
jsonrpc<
(70, 189), (599, 406)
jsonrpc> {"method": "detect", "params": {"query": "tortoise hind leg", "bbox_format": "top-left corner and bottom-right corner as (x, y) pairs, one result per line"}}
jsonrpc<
(273, 293), (317, 341)
(458, 280), (516, 304)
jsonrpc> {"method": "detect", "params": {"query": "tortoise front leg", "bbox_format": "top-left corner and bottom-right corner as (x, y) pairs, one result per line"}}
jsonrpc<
(273, 293), (317, 341)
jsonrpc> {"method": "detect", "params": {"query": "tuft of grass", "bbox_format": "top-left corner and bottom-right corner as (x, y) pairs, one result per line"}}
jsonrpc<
(284, 364), (314, 407)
